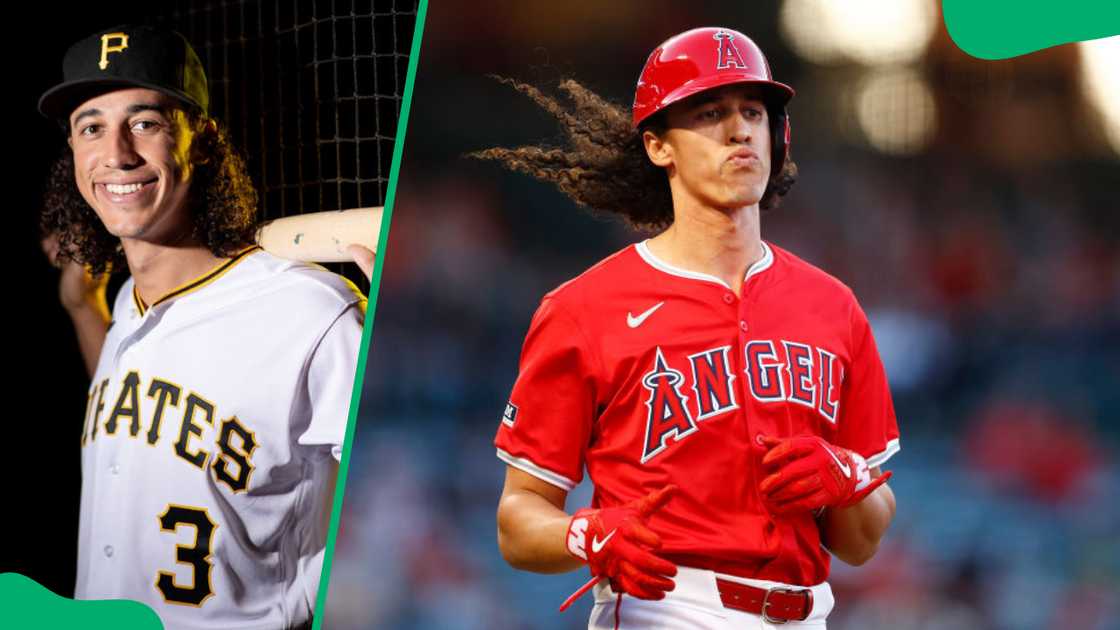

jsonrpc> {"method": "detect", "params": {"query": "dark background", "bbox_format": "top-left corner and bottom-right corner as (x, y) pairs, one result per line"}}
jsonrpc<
(326, 1), (1119, 629)
(8, 0), (161, 599)
(6, 0), (414, 598)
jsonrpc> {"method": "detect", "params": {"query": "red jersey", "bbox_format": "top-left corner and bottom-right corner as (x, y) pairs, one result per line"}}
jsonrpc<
(495, 240), (900, 586)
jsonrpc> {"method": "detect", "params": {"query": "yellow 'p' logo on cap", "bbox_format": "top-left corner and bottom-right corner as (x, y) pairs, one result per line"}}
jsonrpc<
(98, 33), (129, 70)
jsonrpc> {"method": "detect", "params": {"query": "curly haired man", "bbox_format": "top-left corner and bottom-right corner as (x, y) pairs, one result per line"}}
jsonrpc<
(39, 25), (364, 630)
(489, 28), (899, 629)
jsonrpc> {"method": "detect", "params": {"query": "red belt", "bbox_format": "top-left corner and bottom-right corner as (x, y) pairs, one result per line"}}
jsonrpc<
(715, 578), (813, 624)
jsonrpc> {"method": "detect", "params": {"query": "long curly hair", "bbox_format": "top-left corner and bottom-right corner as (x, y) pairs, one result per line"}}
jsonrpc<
(470, 77), (797, 233)
(41, 114), (258, 275)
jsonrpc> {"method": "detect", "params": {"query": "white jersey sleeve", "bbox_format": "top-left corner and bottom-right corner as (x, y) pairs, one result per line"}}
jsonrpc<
(296, 301), (365, 460)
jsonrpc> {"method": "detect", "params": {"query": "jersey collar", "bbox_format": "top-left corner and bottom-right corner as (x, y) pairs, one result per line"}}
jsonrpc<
(635, 239), (774, 290)
(133, 245), (261, 316)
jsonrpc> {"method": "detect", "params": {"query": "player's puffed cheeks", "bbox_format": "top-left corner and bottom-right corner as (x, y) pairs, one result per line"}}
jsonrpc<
(643, 85), (772, 211)
(68, 87), (197, 243)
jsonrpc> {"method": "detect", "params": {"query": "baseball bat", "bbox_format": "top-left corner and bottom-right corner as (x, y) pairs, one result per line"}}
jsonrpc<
(256, 206), (383, 262)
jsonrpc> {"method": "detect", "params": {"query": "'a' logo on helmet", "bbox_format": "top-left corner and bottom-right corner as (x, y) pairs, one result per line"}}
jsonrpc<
(713, 31), (747, 70)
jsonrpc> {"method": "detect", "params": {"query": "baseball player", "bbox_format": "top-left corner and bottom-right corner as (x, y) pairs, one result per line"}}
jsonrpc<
(38, 25), (364, 629)
(489, 28), (900, 628)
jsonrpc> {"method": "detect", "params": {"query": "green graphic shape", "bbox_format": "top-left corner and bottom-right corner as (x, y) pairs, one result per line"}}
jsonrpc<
(0, 573), (163, 630)
(943, 0), (1120, 59)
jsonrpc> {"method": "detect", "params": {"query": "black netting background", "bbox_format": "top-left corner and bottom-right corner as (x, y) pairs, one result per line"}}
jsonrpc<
(151, 0), (418, 283)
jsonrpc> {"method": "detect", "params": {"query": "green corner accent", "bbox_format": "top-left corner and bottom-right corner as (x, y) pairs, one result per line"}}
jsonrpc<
(0, 573), (163, 630)
(311, 1), (430, 628)
(943, 0), (1120, 59)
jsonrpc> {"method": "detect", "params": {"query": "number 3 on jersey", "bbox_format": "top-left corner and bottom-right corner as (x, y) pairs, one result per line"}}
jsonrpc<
(157, 505), (217, 606)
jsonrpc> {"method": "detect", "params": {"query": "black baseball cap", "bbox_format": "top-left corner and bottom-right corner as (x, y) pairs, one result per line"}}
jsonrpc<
(38, 24), (209, 120)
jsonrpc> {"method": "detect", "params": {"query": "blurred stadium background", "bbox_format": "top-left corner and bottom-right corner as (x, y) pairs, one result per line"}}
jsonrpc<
(325, 1), (1119, 628)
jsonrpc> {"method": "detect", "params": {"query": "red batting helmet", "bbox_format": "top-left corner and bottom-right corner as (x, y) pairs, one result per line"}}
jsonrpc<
(632, 27), (795, 178)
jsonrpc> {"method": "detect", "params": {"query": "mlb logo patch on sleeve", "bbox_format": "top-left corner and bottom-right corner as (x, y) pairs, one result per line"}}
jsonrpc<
(502, 402), (519, 427)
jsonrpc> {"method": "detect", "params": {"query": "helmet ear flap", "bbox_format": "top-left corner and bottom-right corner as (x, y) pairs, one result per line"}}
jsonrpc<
(769, 109), (791, 179)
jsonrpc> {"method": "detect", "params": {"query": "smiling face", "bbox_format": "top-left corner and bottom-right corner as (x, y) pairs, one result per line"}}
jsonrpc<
(642, 84), (772, 212)
(68, 88), (198, 245)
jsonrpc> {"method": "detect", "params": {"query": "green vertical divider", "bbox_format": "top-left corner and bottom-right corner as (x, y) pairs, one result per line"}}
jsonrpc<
(311, 0), (430, 628)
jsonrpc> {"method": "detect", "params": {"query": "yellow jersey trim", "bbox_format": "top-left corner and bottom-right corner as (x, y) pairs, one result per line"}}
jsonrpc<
(305, 261), (369, 313)
(134, 246), (261, 315)
(133, 285), (147, 316)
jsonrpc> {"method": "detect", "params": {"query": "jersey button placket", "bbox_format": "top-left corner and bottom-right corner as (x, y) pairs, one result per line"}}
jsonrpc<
(728, 290), (753, 437)
(737, 293), (757, 423)
(737, 293), (750, 337)
(736, 292), (766, 509)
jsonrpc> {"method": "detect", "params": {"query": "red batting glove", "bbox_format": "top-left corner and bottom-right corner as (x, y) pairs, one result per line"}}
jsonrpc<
(564, 485), (678, 602)
(758, 435), (892, 515)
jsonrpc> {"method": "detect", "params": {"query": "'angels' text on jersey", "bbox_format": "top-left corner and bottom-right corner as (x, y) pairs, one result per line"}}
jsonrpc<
(642, 339), (842, 463)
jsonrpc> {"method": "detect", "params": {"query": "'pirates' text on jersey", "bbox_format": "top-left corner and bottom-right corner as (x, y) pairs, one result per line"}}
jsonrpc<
(76, 247), (365, 630)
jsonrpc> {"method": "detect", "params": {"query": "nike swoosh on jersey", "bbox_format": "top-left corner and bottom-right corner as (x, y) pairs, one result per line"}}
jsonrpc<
(591, 529), (617, 553)
(825, 447), (851, 478)
(627, 302), (665, 328)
